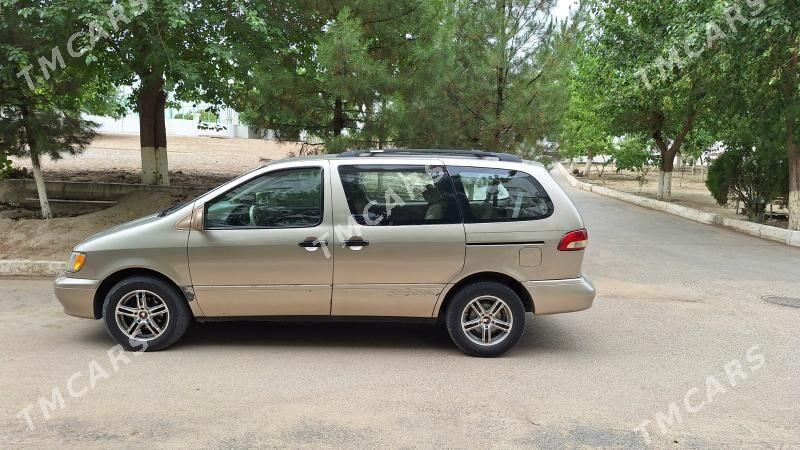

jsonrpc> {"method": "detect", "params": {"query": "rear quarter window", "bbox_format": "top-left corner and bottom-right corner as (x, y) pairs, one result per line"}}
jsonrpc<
(448, 166), (554, 223)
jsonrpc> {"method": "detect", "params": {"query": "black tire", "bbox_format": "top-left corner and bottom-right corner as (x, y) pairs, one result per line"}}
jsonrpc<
(102, 275), (192, 351)
(445, 281), (526, 357)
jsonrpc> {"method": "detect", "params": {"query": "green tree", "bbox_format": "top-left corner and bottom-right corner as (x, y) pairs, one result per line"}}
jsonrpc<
(612, 134), (656, 189)
(578, 0), (742, 201)
(72, 0), (286, 185)
(239, 0), (567, 156)
(398, 0), (560, 153)
(239, 1), (427, 153)
(0, 0), (109, 218)
(710, 2), (800, 230)
(706, 144), (788, 222)
(560, 49), (613, 176)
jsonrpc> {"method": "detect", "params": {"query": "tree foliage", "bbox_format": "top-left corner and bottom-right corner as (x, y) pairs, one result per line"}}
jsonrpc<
(560, 0), (799, 228)
(706, 144), (788, 222)
(237, 1), (428, 153)
(0, 0), (108, 217)
(239, 0), (567, 156)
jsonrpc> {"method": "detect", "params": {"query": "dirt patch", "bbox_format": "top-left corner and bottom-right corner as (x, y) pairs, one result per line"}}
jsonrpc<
(9, 134), (299, 189)
(2, 134), (299, 260)
(572, 163), (790, 229)
(0, 190), (191, 260)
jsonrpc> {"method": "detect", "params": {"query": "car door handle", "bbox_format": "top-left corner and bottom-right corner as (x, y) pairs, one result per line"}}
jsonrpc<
(342, 239), (369, 249)
(298, 239), (327, 250)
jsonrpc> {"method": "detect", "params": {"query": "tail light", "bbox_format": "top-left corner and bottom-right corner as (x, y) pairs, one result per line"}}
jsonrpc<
(558, 229), (588, 251)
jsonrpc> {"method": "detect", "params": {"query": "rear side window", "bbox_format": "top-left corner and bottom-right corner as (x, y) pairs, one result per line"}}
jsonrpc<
(448, 166), (553, 223)
(338, 165), (460, 226)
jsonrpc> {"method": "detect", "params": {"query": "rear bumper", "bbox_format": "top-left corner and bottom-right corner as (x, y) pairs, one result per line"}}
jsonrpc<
(525, 276), (595, 315)
(54, 276), (99, 319)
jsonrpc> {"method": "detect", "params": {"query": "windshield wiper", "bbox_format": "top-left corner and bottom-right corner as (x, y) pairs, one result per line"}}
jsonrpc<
(158, 202), (185, 217)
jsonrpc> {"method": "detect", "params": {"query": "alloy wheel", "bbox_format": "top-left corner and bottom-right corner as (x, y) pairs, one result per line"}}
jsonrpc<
(114, 290), (170, 342)
(460, 295), (513, 346)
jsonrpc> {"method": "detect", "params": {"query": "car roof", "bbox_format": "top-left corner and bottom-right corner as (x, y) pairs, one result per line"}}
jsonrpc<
(263, 148), (533, 167)
(337, 148), (522, 162)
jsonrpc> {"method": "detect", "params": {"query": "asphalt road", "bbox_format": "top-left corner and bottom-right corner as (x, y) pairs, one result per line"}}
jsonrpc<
(1, 174), (799, 448)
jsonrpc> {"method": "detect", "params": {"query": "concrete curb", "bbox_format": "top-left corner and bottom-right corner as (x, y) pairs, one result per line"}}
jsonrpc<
(555, 162), (800, 247)
(0, 260), (64, 277)
(0, 179), (207, 202)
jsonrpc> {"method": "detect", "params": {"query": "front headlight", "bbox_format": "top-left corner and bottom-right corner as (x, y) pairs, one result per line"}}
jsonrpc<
(67, 252), (86, 273)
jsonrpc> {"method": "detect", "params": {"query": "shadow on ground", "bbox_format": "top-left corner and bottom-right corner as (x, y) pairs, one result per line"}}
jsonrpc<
(75, 315), (581, 355)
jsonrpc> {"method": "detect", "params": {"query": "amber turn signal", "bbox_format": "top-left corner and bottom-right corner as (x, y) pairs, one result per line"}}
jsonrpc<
(67, 252), (86, 273)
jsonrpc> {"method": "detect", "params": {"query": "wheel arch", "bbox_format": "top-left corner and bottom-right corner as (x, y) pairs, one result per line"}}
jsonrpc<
(436, 272), (534, 319)
(92, 268), (188, 319)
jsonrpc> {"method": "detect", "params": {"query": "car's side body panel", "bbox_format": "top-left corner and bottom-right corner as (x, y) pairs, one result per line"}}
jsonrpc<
(188, 159), (334, 316)
(328, 158), (466, 317)
(71, 215), (193, 288)
(430, 160), (591, 316)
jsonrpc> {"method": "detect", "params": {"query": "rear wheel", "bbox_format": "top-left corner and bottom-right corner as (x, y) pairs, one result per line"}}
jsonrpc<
(102, 276), (191, 351)
(445, 281), (526, 357)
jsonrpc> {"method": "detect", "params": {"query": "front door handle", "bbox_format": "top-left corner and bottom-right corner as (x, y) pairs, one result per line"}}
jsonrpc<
(298, 238), (327, 251)
(342, 238), (369, 250)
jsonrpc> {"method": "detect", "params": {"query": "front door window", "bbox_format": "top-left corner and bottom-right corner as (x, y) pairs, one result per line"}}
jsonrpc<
(204, 168), (323, 229)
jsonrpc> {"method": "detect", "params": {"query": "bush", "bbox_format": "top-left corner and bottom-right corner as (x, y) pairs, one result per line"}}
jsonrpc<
(199, 110), (219, 123)
(0, 151), (11, 179)
(706, 145), (789, 222)
(613, 136), (657, 190)
(173, 112), (194, 120)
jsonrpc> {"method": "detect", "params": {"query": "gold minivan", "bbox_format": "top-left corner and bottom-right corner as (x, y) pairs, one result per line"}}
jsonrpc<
(54, 150), (594, 356)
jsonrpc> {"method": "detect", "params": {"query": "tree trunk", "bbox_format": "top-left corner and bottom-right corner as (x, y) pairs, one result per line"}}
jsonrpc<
(786, 44), (800, 231)
(332, 97), (344, 137)
(650, 98), (700, 202)
(656, 170), (673, 202)
(19, 103), (52, 219)
(657, 150), (677, 202)
(583, 149), (594, 177)
(700, 156), (707, 182)
(138, 76), (169, 185)
(790, 153), (800, 231)
(492, 1), (508, 149)
(29, 152), (52, 219)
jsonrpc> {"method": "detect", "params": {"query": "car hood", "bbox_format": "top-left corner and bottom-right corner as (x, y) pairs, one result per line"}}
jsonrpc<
(81, 214), (161, 245)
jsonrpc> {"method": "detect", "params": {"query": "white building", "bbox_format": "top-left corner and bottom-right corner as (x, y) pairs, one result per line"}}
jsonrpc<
(84, 98), (259, 139)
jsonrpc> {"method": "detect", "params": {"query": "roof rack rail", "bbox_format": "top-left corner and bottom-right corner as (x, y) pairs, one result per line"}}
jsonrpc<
(336, 149), (522, 162)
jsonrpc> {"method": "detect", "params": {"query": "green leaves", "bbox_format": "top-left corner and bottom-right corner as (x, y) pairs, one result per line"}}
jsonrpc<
(706, 144), (789, 221)
(0, 0), (107, 162)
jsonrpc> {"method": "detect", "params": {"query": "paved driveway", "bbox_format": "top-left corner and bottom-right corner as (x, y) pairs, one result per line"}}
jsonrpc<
(1, 174), (798, 448)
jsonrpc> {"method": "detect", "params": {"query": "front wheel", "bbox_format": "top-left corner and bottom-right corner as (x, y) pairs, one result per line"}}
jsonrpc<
(102, 276), (192, 351)
(445, 282), (526, 357)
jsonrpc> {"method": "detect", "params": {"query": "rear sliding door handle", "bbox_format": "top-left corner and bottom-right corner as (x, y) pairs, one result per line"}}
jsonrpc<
(342, 239), (369, 249)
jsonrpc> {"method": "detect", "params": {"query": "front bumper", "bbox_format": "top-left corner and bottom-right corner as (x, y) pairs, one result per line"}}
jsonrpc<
(525, 276), (595, 315)
(54, 276), (99, 319)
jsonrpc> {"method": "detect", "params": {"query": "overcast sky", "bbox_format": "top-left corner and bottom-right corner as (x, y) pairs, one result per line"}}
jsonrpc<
(552, 0), (578, 22)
